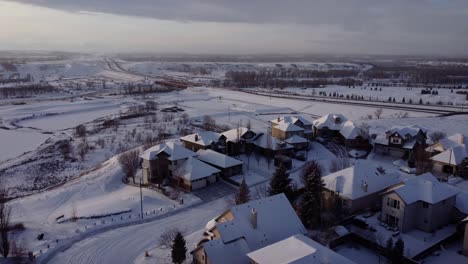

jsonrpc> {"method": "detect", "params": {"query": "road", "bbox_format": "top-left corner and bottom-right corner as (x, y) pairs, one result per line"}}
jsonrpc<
(47, 197), (231, 264)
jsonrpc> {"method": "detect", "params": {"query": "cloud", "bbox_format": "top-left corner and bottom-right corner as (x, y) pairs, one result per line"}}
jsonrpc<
(2, 0), (468, 55)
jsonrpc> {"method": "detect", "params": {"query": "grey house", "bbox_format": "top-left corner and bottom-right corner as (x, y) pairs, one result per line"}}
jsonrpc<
(374, 125), (427, 159)
(381, 173), (459, 233)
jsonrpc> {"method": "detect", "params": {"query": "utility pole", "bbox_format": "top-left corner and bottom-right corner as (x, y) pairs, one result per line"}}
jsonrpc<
(139, 178), (144, 219)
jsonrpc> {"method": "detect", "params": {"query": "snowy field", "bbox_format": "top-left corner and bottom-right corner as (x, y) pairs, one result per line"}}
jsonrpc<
(0, 129), (50, 161)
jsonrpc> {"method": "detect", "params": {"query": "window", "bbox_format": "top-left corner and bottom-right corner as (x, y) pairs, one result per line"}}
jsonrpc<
(387, 198), (400, 209)
(390, 137), (402, 144)
(422, 202), (429, 208)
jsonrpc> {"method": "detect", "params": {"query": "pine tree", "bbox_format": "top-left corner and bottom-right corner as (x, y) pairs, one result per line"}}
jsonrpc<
(268, 165), (293, 199)
(391, 238), (405, 264)
(385, 238), (393, 258)
(299, 161), (324, 228)
(235, 178), (251, 205)
(171, 232), (187, 264)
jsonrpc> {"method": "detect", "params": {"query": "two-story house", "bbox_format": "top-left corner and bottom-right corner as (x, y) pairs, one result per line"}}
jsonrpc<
(312, 114), (368, 148)
(381, 173), (459, 233)
(139, 142), (197, 185)
(180, 131), (227, 153)
(428, 134), (468, 177)
(270, 116), (312, 141)
(221, 127), (257, 156)
(374, 125), (427, 159)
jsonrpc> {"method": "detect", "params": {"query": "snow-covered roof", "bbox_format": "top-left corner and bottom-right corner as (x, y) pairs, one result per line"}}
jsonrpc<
(174, 157), (220, 181)
(339, 121), (360, 140)
(431, 145), (468, 165)
(270, 116), (312, 126)
(312, 114), (348, 130)
(139, 142), (196, 161)
(429, 133), (467, 152)
(285, 135), (308, 144)
(387, 125), (427, 138)
(455, 191), (468, 215)
(255, 134), (294, 151)
(222, 127), (251, 143)
(323, 160), (402, 200)
(246, 234), (355, 264)
(212, 193), (307, 253)
(275, 123), (304, 132)
(196, 149), (243, 168)
(203, 238), (251, 264)
(393, 173), (459, 205)
(180, 131), (223, 146)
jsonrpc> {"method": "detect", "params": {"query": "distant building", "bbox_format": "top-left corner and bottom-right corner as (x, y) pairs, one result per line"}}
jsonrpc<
(374, 125), (427, 159)
(323, 160), (402, 214)
(180, 131), (227, 153)
(247, 234), (355, 264)
(191, 194), (307, 264)
(139, 142), (197, 185)
(196, 149), (244, 178)
(381, 173), (458, 233)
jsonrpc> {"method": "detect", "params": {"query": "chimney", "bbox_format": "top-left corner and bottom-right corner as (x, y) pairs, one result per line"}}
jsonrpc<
(195, 134), (199, 141)
(251, 208), (257, 229)
(362, 182), (368, 192)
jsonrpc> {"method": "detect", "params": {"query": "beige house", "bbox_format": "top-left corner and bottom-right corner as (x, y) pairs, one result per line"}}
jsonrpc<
(191, 194), (307, 264)
(428, 134), (468, 178)
(270, 116), (312, 140)
(381, 173), (459, 233)
(173, 157), (220, 191)
(322, 160), (402, 214)
(180, 131), (227, 153)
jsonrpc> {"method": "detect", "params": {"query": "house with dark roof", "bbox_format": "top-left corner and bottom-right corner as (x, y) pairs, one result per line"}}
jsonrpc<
(381, 173), (459, 233)
(221, 127), (257, 156)
(253, 133), (294, 157)
(191, 194), (307, 264)
(374, 125), (427, 159)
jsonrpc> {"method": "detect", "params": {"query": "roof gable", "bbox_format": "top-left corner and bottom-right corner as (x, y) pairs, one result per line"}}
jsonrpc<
(196, 149), (243, 168)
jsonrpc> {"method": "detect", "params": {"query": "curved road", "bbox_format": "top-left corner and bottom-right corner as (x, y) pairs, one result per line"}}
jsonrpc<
(48, 197), (230, 264)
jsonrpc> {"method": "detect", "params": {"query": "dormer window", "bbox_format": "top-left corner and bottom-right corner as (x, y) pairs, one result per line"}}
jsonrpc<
(391, 137), (402, 144)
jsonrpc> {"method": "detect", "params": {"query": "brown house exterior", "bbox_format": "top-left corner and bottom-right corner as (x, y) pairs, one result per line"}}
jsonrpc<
(222, 127), (257, 156)
(270, 116), (313, 140)
(374, 125), (427, 159)
(180, 131), (227, 153)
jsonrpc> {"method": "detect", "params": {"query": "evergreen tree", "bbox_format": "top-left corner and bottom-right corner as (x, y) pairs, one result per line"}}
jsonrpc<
(419, 98), (423, 104)
(299, 161), (324, 228)
(171, 232), (187, 264)
(391, 238), (405, 264)
(268, 165), (293, 199)
(235, 178), (251, 205)
(385, 238), (393, 258)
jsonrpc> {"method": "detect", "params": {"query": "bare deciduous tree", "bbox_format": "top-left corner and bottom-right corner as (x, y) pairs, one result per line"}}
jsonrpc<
(202, 115), (216, 131)
(0, 187), (11, 258)
(374, 108), (383, 119)
(75, 124), (86, 138)
(158, 228), (183, 249)
(429, 131), (446, 143)
(118, 149), (140, 183)
(77, 140), (89, 161)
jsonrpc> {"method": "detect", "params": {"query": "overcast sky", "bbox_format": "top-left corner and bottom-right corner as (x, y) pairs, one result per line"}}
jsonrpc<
(1, 0), (467, 55)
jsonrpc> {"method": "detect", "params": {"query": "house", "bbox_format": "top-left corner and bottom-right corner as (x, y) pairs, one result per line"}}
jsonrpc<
(173, 157), (220, 191)
(180, 131), (227, 153)
(429, 134), (468, 177)
(196, 149), (244, 177)
(284, 135), (309, 151)
(246, 234), (356, 264)
(221, 127), (257, 156)
(374, 125), (427, 159)
(270, 116), (313, 140)
(463, 217), (468, 257)
(253, 133), (294, 157)
(140, 142), (197, 185)
(322, 160), (402, 214)
(312, 114), (367, 148)
(381, 173), (459, 233)
(191, 193), (307, 264)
